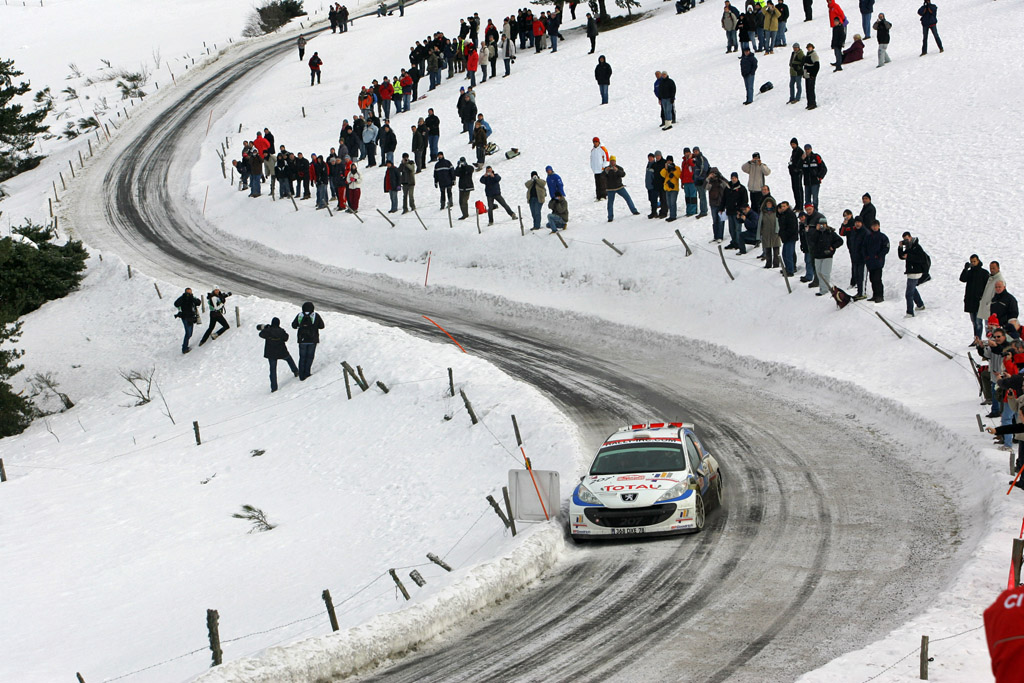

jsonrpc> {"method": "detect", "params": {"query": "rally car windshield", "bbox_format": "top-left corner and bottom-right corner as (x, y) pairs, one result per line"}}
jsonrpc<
(589, 443), (686, 475)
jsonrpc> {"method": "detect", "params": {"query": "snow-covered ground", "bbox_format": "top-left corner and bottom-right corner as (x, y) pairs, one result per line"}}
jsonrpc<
(2, 0), (1021, 681)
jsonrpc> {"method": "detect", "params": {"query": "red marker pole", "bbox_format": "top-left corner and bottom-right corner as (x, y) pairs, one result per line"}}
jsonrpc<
(424, 250), (432, 287)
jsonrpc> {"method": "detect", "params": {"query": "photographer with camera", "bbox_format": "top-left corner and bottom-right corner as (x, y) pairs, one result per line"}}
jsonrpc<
(292, 302), (326, 381)
(173, 287), (202, 354)
(198, 287), (231, 347)
(258, 318), (299, 394)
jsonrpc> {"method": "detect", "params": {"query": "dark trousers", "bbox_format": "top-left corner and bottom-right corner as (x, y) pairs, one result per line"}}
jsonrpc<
(803, 0), (812, 20)
(658, 189), (667, 217)
(805, 76), (817, 107)
(200, 311), (229, 345)
(298, 343), (317, 380)
(439, 186), (453, 208)
(851, 259), (866, 295)
(647, 188), (661, 214)
(487, 194), (515, 223)
(180, 319), (194, 352)
(459, 189), (471, 218)
(269, 355), (299, 392)
(749, 189), (763, 211)
(299, 178), (310, 198)
(594, 173), (607, 200)
(869, 267), (884, 300)
(310, 70), (321, 86)
(922, 24), (943, 53)
(790, 173), (803, 208)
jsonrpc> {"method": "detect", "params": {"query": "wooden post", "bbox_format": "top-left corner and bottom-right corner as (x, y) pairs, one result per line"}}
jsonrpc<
(717, 244), (735, 280)
(511, 414), (523, 446)
(917, 335), (954, 360)
(376, 208), (395, 227)
(448, 368), (455, 397)
(88, 139), (93, 157)
(322, 589), (339, 631)
(78, 150), (84, 168)
(502, 486), (517, 536)
(53, 181), (59, 204)
(193, 421), (202, 445)
(1013, 538), (1024, 587)
(0, 458), (7, 482)
(59, 173), (66, 190)
(459, 388), (478, 425)
(876, 312), (903, 339)
(356, 365), (369, 391)
(234, 306), (240, 327)
(413, 208), (428, 231)
(154, 283), (162, 299)
(201, 298), (206, 313)
(205, 110), (213, 136)
(376, 380), (390, 394)
(427, 552), (452, 571)
(447, 205), (453, 228)
(69, 159), (76, 178)
(782, 269), (792, 293)
(976, 414), (985, 432)
(343, 367), (352, 399)
(389, 569), (410, 600)
(554, 230), (569, 249)
(127, 265), (133, 279)
(238, 123), (242, 133)
(325, 204), (333, 217)
(341, 361), (368, 390)
(48, 197), (53, 217)
(919, 635), (929, 680)
(290, 195), (299, 212)
(76, 673), (86, 683)
(409, 569), (426, 587)
(302, 106), (306, 118)
(517, 206), (524, 235)
(202, 186), (209, 216)
(206, 609), (222, 667)
(221, 160), (226, 179)
(486, 494), (511, 529)
(602, 238), (624, 256)
(350, 208), (364, 223)
(674, 229), (692, 256)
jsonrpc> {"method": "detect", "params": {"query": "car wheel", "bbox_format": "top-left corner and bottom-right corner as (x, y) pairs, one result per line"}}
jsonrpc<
(693, 492), (705, 532)
(715, 471), (725, 509)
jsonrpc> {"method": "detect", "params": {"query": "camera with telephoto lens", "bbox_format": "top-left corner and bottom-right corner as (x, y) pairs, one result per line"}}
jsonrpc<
(256, 323), (267, 331)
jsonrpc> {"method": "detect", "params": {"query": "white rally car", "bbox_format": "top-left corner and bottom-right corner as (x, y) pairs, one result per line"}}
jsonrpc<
(569, 422), (723, 541)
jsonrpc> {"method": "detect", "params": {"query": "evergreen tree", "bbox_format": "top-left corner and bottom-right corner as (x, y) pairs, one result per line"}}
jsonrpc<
(0, 320), (32, 437)
(0, 58), (53, 181)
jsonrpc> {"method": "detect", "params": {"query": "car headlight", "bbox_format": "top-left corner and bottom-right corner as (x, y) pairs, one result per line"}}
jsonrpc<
(577, 485), (601, 504)
(656, 482), (686, 502)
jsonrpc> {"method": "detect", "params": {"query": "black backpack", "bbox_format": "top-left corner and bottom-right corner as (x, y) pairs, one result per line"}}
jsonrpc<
(759, 81), (774, 93)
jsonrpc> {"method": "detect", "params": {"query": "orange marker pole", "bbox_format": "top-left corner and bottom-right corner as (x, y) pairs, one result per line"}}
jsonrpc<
(522, 450), (550, 521)
(422, 315), (466, 353)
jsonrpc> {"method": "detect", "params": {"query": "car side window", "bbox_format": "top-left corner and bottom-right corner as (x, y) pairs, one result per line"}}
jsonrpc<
(684, 437), (701, 474)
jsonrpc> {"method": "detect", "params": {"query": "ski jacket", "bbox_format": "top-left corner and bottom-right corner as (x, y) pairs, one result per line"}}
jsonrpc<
(434, 159), (455, 187)
(546, 172), (564, 198)
(590, 145), (610, 174)
(479, 173), (504, 197)
(898, 238), (929, 276)
(680, 157), (696, 185)
(595, 61), (612, 85)
(259, 323), (291, 360)
(174, 292), (201, 323)
(455, 162), (475, 190)
(741, 160), (771, 191)
(207, 291), (230, 313)
(862, 229), (889, 269)
(291, 311), (325, 344)
(961, 264), (990, 314)
(525, 176), (547, 203)
(661, 164), (681, 192)
(918, 2), (937, 27)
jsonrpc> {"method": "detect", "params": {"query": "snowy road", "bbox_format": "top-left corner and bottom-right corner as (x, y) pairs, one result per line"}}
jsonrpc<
(70, 27), (966, 682)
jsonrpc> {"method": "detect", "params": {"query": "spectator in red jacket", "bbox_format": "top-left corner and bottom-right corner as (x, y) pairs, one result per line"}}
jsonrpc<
(681, 148), (697, 216)
(379, 78), (395, 119)
(252, 132), (270, 158)
(533, 17), (545, 53)
(985, 585), (1024, 681)
(466, 47), (480, 86)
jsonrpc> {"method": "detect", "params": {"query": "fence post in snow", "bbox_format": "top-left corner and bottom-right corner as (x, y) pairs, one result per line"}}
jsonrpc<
(875, 312), (903, 339)
(76, 673), (86, 683)
(502, 486), (517, 536)
(154, 283), (162, 299)
(127, 265), (132, 279)
(322, 589), (340, 631)
(917, 335), (954, 360)
(459, 388), (478, 425)
(475, 210), (481, 235)
(234, 306), (240, 328)
(0, 458), (7, 482)
(448, 367), (455, 397)
(919, 635), (929, 680)
(78, 150), (85, 168)
(48, 197), (53, 218)
(554, 230), (569, 249)
(409, 570), (426, 587)
(486, 494), (511, 530)
(356, 365), (369, 391)
(781, 269), (792, 294)
(206, 609), (222, 666)
(427, 553), (452, 571)
(341, 361), (368, 391)
(376, 208), (395, 228)
(193, 421), (202, 446)
(389, 569), (410, 601)
(517, 206), (524, 235)
(59, 173), (66, 190)
(447, 205), (453, 228)
(343, 366), (352, 399)
(68, 159), (75, 178)
(602, 239), (624, 256)
(674, 229), (692, 256)
(717, 244), (735, 281)
(376, 380), (390, 394)
(413, 208), (427, 231)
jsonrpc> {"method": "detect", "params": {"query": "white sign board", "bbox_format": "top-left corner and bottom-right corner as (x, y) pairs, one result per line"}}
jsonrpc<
(508, 469), (560, 522)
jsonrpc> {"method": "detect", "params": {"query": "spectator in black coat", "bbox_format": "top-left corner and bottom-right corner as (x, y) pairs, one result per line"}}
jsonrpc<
(433, 151), (455, 209)
(961, 255), (991, 342)
(830, 17), (846, 71)
(291, 302), (325, 381)
(259, 318), (299, 392)
(723, 173), (749, 253)
(479, 166), (517, 224)
(898, 232), (930, 317)
(991, 281), (1021, 338)
(173, 288), (202, 354)
(595, 56), (612, 105)
(777, 201), (799, 276)
(862, 220), (889, 302)
(455, 157), (475, 219)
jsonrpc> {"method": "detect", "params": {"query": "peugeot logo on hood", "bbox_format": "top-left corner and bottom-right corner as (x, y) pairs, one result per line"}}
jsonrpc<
(621, 493), (638, 502)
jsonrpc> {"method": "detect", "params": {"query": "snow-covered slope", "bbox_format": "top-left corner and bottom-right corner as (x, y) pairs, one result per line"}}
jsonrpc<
(1, 0), (1020, 681)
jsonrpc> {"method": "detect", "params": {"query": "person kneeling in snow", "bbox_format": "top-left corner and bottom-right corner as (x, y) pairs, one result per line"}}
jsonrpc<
(547, 195), (569, 233)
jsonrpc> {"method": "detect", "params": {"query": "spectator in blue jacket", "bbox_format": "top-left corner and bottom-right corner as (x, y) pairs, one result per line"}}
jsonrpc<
(545, 166), (564, 198)
(741, 47), (758, 105)
(859, 0), (874, 39)
(918, 1), (943, 55)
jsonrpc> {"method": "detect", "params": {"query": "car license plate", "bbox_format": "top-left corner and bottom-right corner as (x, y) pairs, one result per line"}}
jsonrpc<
(611, 527), (645, 535)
